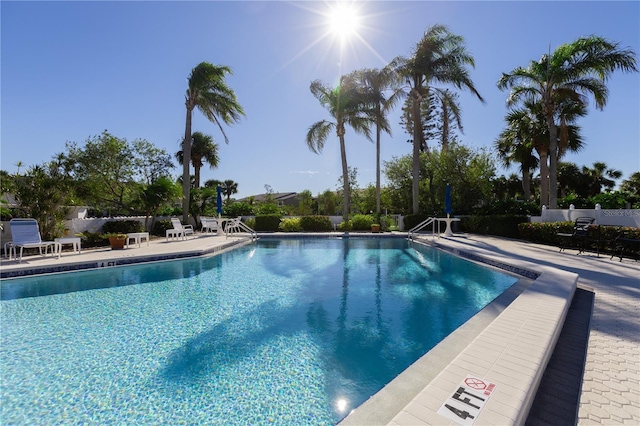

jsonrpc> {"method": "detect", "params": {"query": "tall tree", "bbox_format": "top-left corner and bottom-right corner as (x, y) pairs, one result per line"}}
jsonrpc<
(138, 177), (181, 230)
(497, 98), (585, 207)
(581, 162), (622, 197)
(65, 131), (136, 214)
(306, 76), (373, 221)
(12, 159), (73, 239)
(495, 114), (539, 201)
(498, 35), (637, 208)
(182, 62), (244, 222)
(620, 172), (640, 197)
(392, 24), (484, 214)
(354, 66), (402, 215)
(176, 131), (219, 188)
(222, 179), (238, 203)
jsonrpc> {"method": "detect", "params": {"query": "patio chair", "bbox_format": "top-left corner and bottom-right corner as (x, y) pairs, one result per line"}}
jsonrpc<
(166, 218), (195, 241)
(200, 217), (219, 234)
(7, 218), (60, 262)
(557, 217), (595, 254)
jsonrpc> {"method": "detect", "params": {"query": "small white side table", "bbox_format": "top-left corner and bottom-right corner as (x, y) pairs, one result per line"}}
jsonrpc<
(437, 217), (461, 237)
(126, 232), (150, 248)
(54, 237), (82, 254)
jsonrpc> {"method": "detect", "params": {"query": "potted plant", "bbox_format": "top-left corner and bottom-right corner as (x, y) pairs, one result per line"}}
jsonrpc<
(103, 233), (128, 250)
(371, 224), (381, 233)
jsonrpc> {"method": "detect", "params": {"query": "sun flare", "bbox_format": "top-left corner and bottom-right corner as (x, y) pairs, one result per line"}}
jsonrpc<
(327, 3), (361, 40)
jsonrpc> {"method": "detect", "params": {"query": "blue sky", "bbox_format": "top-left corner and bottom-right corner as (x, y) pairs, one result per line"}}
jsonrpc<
(2, 1), (638, 200)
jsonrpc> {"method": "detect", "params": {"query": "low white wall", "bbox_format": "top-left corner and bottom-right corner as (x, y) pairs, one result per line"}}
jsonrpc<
(531, 208), (640, 227)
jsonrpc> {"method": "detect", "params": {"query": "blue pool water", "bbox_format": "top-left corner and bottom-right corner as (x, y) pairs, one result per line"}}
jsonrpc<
(0, 238), (517, 425)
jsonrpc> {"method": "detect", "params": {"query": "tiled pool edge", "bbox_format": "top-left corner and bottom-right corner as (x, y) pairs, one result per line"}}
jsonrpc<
(341, 236), (578, 426)
(0, 239), (252, 279)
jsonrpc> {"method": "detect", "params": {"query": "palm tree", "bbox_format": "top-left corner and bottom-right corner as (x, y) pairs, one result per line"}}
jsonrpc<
(495, 115), (539, 201)
(222, 179), (239, 203)
(498, 35), (637, 208)
(581, 162), (622, 197)
(353, 66), (402, 215)
(392, 24), (484, 214)
(306, 76), (374, 221)
(182, 62), (244, 222)
(176, 131), (219, 188)
(498, 99), (585, 206)
(14, 161), (24, 175)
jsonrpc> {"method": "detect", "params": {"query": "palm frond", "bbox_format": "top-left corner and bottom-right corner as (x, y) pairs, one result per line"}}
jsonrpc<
(306, 121), (334, 154)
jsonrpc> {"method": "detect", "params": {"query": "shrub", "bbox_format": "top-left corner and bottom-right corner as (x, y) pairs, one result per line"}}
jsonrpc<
(0, 206), (13, 221)
(224, 202), (255, 217)
(101, 220), (142, 234)
(254, 214), (282, 232)
(337, 221), (352, 231)
(279, 217), (302, 232)
(378, 215), (393, 231)
(351, 214), (374, 231)
(151, 219), (173, 236)
(518, 222), (640, 256)
(460, 215), (528, 238)
(300, 215), (333, 232)
(77, 231), (108, 247)
(476, 199), (540, 216)
(244, 218), (256, 230)
(404, 214), (431, 231)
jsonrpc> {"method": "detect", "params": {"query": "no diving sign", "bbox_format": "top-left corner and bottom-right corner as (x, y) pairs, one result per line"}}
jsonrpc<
(436, 375), (497, 426)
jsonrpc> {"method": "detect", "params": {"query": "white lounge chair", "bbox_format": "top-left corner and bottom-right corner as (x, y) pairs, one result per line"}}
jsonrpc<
(166, 218), (195, 241)
(7, 218), (60, 262)
(200, 217), (219, 234)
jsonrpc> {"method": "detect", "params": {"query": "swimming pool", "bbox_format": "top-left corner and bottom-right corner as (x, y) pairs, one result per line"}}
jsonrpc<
(0, 238), (518, 425)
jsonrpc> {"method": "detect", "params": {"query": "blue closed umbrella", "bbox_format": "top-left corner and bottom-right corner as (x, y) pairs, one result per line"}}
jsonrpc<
(216, 185), (223, 217)
(444, 183), (453, 217)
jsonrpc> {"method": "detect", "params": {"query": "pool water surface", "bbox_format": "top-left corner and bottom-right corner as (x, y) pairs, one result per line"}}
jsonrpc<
(0, 238), (517, 425)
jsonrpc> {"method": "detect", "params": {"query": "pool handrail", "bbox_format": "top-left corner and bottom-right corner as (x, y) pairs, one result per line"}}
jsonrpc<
(407, 217), (437, 240)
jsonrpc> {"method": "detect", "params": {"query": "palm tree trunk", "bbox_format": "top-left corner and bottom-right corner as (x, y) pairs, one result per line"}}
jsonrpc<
(375, 120), (381, 215)
(411, 91), (423, 215)
(194, 164), (201, 189)
(339, 133), (350, 223)
(522, 168), (531, 201)
(538, 148), (549, 208)
(182, 107), (193, 223)
(546, 115), (559, 209)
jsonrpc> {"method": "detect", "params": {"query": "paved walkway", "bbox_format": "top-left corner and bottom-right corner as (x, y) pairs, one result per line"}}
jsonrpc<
(1, 233), (639, 424)
(434, 235), (640, 425)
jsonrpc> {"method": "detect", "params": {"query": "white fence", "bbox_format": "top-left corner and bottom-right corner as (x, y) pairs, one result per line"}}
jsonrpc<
(3, 210), (635, 242)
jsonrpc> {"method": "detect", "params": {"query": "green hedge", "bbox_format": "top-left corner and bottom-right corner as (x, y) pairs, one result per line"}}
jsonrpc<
(254, 214), (282, 232)
(404, 214), (431, 231)
(151, 219), (173, 237)
(460, 215), (529, 239)
(518, 222), (640, 256)
(299, 215), (332, 232)
(101, 220), (143, 234)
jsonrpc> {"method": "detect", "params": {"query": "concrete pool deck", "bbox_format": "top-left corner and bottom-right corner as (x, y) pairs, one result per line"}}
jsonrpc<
(1, 232), (638, 425)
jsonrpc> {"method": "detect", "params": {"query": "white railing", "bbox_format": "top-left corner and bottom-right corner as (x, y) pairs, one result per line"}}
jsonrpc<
(407, 217), (437, 240)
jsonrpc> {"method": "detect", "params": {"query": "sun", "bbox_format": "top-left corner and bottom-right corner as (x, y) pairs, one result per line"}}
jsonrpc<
(326, 2), (361, 41)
